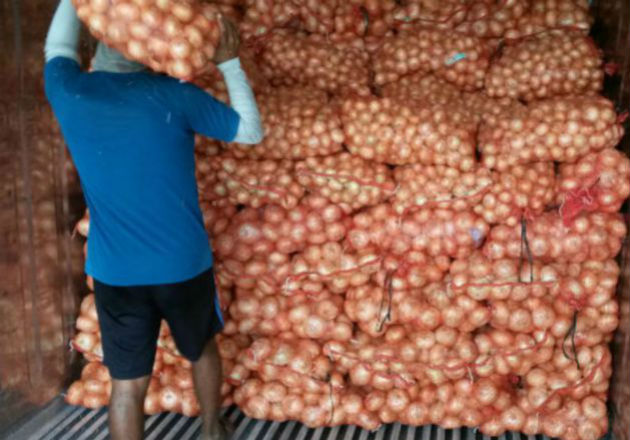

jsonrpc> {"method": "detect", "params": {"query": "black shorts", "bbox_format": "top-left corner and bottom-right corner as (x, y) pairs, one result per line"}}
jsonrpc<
(93, 267), (224, 380)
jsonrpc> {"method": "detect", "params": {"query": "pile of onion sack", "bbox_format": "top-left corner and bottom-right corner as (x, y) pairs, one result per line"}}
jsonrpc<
(66, 2), (630, 439)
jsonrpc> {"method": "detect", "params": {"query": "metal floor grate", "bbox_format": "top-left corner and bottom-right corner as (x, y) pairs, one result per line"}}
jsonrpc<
(8, 398), (550, 440)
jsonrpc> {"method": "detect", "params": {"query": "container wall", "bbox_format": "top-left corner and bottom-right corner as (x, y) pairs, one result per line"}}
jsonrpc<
(0, 0), (85, 432)
(590, 1), (630, 440)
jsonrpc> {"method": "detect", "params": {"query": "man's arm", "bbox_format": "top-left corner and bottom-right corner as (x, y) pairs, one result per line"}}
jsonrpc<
(218, 58), (263, 145)
(213, 18), (263, 145)
(44, 0), (81, 63)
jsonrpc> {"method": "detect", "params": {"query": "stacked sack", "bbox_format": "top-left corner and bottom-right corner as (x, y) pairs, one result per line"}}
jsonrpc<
(67, 1), (630, 439)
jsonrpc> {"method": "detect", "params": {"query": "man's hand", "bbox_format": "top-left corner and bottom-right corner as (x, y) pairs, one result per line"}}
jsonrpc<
(213, 17), (240, 65)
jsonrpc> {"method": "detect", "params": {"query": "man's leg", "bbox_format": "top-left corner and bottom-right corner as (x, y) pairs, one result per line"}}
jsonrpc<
(192, 337), (226, 440)
(156, 268), (227, 440)
(109, 376), (151, 440)
(92, 279), (161, 440)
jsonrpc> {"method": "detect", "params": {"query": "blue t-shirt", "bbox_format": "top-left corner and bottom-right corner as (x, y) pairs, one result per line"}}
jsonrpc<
(44, 57), (239, 286)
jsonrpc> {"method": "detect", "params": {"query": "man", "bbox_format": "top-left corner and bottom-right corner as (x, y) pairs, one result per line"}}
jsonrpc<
(44, 0), (263, 438)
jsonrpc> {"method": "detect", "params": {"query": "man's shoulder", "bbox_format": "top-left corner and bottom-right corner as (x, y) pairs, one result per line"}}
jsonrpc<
(44, 56), (80, 79)
(44, 57), (83, 102)
(136, 73), (204, 97)
(151, 76), (212, 107)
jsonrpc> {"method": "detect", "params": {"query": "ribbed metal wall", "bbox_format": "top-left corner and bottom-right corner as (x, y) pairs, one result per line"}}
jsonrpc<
(10, 400), (552, 440)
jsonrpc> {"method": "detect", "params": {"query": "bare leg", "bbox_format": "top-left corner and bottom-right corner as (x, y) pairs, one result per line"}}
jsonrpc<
(109, 376), (151, 440)
(192, 337), (226, 440)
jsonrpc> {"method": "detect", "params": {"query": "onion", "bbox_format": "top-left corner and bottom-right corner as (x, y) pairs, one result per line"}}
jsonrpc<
(302, 405), (327, 428)
(73, 331), (98, 353)
(75, 213), (90, 237)
(181, 389), (200, 417)
(474, 379), (498, 405)
(501, 406), (526, 431)
(159, 386), (182, 412)
(144, 392), (162, 415)
(65, 381), (85, 406)
(83, 392), (108, 409)
(81, 362), (102, 380)
(404, 402), (427, 425)
(76, 316), (99, 333)
(174, 368), (193, 390)
(481, 417), (505, 437)
(245, 395), (270, 419)
(282, 395), (305, 419)
(83, 379), (105, 395)
(385, 389), (409, 413)
(578, 420), (603, 440)
(350, 363), (372, 387)
(341, 393), (363, 416)
(543, 414), (567, 438)
(581, 396), (606, 420)
(261, 382), (287, 403)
